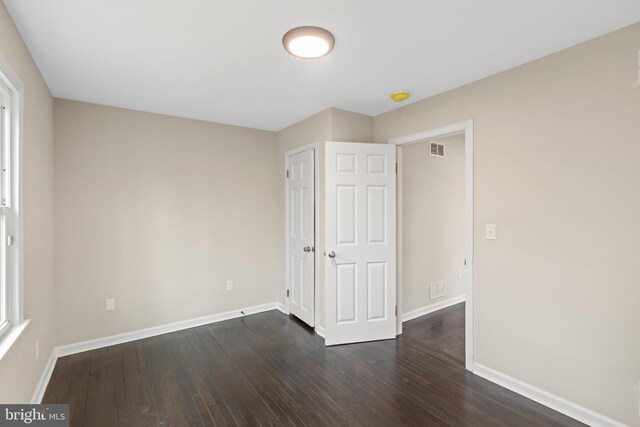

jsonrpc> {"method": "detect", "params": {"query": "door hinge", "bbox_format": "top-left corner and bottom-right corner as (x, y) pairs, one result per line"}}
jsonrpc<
(464, 258), (467, 266)
(286, 289), (290, 298)
(395, 306), (398, 316)
(395, 163), (398, 174)
(286, 170), (290, 178)
(6, 235), (13, 247)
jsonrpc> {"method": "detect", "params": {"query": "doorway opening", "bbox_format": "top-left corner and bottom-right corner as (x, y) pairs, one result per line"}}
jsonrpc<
(390, 120), (474, 371)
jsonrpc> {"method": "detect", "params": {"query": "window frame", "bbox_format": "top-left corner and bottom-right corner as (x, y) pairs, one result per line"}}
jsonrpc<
(0, 90), (7, 336)
(0, 52), (25, 355)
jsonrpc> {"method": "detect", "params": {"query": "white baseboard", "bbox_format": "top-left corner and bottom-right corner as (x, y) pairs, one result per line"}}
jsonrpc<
(56, 302), (279, 358)
(401, 295), (465, 323)
(32, 301), (282, 402)
(473, 363), (626, 427)
(276, 303), (321, 337)
(30, 350), (57, 404)
(276, 302), (289, 315)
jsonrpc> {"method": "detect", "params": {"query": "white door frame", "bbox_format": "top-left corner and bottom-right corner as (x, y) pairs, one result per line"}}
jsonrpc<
(389, 119), (474, 372)
(284, 142), (320, 328)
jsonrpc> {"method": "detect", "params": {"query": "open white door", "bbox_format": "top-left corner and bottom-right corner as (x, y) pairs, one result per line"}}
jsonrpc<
(325, 142), (396, 346)
(286, 148), (315, 327)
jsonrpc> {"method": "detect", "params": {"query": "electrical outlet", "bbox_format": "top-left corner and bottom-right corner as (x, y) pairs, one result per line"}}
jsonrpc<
(35, 340), (39, 360)
(429, 281), (446, 300)
(226, 280), (233, 291)
(105, 298), (115, 311)
(458, 268), (463, 279)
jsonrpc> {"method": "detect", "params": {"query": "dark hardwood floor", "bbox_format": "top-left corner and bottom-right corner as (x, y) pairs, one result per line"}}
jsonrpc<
(404, 302), (466, 364)
(43, 307), (584, 426)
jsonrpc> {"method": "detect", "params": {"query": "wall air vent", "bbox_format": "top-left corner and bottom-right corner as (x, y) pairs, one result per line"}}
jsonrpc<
(429, 141), (445, 158)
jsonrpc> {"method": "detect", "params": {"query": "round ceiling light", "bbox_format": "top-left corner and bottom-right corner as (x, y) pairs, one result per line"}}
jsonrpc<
(283, 26), (335, 59)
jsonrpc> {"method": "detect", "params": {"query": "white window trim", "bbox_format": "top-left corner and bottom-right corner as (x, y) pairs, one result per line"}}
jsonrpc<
(0, 51), (27, 362)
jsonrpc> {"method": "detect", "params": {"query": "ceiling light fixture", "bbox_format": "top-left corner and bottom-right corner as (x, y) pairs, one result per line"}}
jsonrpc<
(283, 26), (335, 59)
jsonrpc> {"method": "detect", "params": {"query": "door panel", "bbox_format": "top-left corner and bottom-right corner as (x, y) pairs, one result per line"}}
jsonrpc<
(367, 262), (387, 320)
(337, 185), (357, 244)
(325, 142), (396, 346)
(287, 148), (315, 327)
(337, 264), (357, 323)
(367, 186), (386, 243)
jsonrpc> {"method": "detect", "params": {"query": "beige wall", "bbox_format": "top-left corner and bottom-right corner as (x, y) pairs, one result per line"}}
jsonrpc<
(0, 3), (55, 403)
(54, 100), (280, 345)
(401, 134), (465, 313)
(330, 108), (373, 143)
(374, 22), (640, 426)
(276, 107), (373, 328)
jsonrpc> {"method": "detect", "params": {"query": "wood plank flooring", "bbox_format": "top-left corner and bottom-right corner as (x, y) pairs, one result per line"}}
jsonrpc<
(404, 302), (466, 364)
(43, 306), (584, 426)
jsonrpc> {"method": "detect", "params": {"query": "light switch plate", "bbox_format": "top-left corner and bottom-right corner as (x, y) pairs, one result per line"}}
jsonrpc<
(485, 224), (497, 240)
(105, 298), (115, 311)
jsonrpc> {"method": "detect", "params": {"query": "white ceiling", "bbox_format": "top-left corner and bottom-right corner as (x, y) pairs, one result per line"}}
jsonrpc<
(4, 1), (640, 131)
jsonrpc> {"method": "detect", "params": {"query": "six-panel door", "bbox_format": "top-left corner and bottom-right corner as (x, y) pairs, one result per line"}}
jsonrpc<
(288, 148), (315, 327)
(325, 142), (396, 346)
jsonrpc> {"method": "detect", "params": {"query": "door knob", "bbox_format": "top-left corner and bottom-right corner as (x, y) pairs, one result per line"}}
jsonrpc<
(327, 250), (336, 258)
